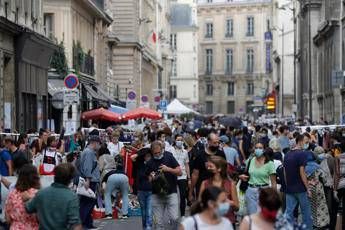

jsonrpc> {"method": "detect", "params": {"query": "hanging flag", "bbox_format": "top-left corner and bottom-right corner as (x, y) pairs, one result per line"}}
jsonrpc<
(152, 32), (157, 43)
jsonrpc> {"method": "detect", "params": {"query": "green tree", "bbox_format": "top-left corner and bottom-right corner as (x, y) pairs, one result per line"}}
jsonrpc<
(50, 41), (68, 76)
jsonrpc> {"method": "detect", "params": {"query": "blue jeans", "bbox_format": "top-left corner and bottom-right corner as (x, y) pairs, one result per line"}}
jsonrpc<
(105, 174), (129, 216)
(138, 191), (152, 230)
(245, 186), (259, 215)
(285, 192), (313, 229)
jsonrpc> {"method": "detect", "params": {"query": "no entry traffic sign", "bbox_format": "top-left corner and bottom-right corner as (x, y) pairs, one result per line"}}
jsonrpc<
(64, 73), (79, 89)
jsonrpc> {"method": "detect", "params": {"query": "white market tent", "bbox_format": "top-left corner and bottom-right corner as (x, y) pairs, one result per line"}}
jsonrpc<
(166, 99), (198, 114)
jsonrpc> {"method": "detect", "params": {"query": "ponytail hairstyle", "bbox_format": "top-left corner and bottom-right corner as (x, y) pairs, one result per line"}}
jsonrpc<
(190, 186), (223, 215)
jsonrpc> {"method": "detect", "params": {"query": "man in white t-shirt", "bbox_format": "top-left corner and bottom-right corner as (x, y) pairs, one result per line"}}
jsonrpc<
(107, 131), (124, 157)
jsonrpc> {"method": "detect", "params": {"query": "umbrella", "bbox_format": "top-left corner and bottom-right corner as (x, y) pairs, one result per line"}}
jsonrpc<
(219, 117), (242, 128)
(81, 108), (122, 122)
(122, 107), (162, 121)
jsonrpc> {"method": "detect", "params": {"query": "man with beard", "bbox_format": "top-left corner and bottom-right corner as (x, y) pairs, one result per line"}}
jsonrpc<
(189, 133), (226, 201)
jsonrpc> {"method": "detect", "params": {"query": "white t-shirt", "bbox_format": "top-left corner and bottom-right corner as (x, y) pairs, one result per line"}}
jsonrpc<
(172, 148), (189, 180)
(107, 142), (124, 156)
(181, 214), (233, 230)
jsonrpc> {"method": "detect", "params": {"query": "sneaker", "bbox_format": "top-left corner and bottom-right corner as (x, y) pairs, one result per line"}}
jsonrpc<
(86, 225), (99, 230)
(121, 215), (128, 219)
(104, 214), (112, 220)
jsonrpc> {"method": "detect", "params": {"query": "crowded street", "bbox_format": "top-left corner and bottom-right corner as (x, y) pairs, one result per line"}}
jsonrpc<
(1, 0), (345, 230)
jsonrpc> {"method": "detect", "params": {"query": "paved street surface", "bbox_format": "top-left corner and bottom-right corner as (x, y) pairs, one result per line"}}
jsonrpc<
(95, 217), (142, 230)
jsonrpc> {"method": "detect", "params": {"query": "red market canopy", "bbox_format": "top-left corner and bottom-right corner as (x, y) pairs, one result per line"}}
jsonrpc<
(122, 107), (162, 121)
(81, 108), (121, 122)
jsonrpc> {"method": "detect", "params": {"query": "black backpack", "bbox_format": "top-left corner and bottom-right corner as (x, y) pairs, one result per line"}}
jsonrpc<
(152, 170), (170, 197)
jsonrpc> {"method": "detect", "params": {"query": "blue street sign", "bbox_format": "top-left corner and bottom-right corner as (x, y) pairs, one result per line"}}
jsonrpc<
(160, 100), (167, 110)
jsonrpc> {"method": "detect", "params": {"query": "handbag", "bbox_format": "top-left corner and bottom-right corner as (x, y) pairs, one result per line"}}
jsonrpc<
(76, 177), (96, 199)
(239, 157), (253, 192)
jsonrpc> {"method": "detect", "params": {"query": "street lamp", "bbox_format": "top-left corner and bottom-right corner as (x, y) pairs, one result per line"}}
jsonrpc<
(271, 25), (285, 117)
(278, 3), (297, 115)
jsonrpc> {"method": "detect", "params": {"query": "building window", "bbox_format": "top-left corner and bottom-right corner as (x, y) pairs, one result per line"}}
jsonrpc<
(170, 85), (177, 99)
(172, 57), (177, 77)
(246, 49), (254, 73)
(225, 49), (233, 74)
(266, 19), (270, 32)
(44, 13), (54, 39)
(227, 101), (235, 114)
(225, 19), (233, 37)
(247, 82), (254, 95)
(227, 82), (234, 95)
(205, 22), (213, 38)
(246, 16), (254, 36)
(170, 34), (177, 50)
(207, 0), (213, 3)
(206, 49), (213, 74)
(246, 101), (254, 113)
(206, 83), (213, 96)
(205, 101), (213, 114)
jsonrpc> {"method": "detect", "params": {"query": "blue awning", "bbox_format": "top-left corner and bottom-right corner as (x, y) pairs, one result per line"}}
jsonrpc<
(109, 104), (128, 114)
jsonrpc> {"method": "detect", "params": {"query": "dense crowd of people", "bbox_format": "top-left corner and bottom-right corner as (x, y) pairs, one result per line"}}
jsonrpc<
(0, 119), (344, 229)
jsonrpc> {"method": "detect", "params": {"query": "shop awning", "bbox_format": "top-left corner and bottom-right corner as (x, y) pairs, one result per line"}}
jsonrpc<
(122, 107), (162, 121)
(81, 108), (121, 122)
(84, 84), (108, 102)
(48, 79), (66, 96)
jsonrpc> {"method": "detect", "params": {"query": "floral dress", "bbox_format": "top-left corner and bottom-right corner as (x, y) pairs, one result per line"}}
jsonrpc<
(308, 169), (330, 228)
(5, 188), (39, 230)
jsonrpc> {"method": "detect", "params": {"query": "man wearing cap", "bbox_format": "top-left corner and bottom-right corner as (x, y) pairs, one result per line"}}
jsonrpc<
(220, 135), (240, 167)
(78, 135), (101, 229)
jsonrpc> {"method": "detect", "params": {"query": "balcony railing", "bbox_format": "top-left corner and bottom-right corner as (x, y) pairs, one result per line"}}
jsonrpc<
(73, 44), (95, 76)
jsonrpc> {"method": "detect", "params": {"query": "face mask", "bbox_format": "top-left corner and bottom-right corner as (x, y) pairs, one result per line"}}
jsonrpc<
(153, 152), (164, 160)
(134, 137), (140, 142)
(175, 141), (183, 149)
(342, 133), (345, 137)
(255, 148), (264, 157)
(207, 125), (212, 129)
(95, 143), (101, 151)
(261, 207), (278, 222)
(216, 202), (230, 217)
(208, 145), (219, 153)
(160, 137), (166, 142)
(303, 143), (309, 150)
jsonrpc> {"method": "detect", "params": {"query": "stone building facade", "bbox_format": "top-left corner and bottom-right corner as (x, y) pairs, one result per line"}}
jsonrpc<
(0, 0), (57, 132)
(170, 0), (199, 108)
(105, 0), (173, 108)
(43, 0), (112, 132)
(296, 0), (345, 123)
(197, 0), (273, 115)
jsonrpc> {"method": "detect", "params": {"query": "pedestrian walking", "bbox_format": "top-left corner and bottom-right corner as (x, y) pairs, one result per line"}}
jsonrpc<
(78, 135), (101, 229)
(283, 134), (313, 229)
(239, 188), (281, 230)
(5, 164), (40, 230)
(172, 134), (190, 218)
(24, 163), (82, 230)
(179, 186), (233, 230)
(146, 141), (182, 230)
(198, 156), (239, 226)
(239, 142), (276, 215)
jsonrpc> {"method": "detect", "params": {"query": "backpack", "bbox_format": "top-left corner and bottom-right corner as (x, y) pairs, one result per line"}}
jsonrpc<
(152, 170), (170, 197)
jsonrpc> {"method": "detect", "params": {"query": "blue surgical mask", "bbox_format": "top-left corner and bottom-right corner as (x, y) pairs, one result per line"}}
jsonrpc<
(216, 202), (230, 217)
(175, 141), (183, 149)
(153, 152), (164, 160)
(304, 143), (309, 150)
(255, 148), (264, 157)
